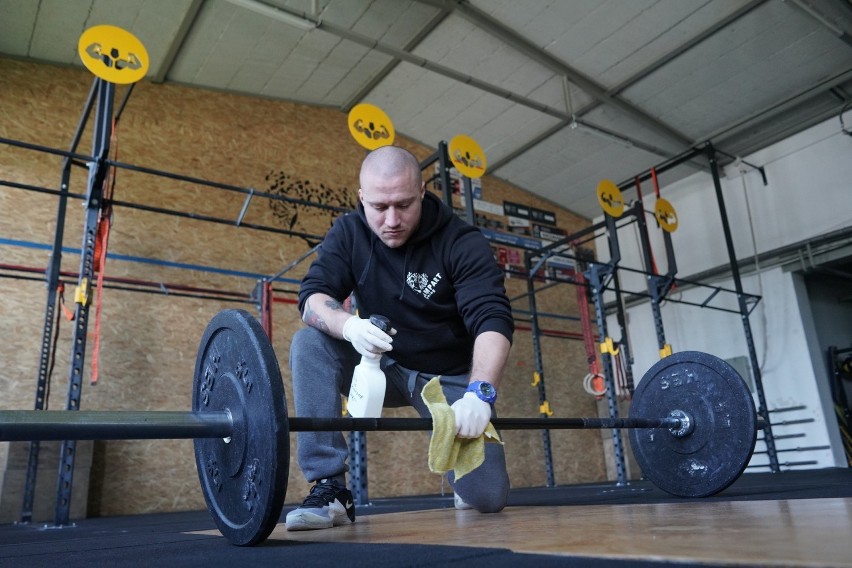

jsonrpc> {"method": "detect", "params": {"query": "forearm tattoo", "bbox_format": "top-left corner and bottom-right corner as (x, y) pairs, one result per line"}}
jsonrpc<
(302, 297), (345, 335)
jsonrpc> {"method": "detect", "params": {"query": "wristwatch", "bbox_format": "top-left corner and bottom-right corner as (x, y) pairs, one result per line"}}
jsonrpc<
(467, 380), (497, 404)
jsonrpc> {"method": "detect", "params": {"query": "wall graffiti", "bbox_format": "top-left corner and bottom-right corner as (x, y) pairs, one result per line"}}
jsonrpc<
(265, 170), (357, 246)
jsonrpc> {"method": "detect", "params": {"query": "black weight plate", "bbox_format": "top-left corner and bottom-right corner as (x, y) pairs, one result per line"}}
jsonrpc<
(628, 351), (756, 498)
(193, 309), (289, 546)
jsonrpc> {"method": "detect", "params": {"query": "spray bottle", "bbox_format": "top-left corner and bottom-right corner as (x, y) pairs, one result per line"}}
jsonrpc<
(347, 315), (390, 418)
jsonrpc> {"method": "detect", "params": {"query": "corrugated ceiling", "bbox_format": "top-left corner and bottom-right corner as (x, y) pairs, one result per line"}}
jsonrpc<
(1, 0), (851, 219)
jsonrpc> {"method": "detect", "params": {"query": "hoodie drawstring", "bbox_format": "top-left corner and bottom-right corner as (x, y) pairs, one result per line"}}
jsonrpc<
(357, 232), (376, 287)
(399, 245), (413, 300)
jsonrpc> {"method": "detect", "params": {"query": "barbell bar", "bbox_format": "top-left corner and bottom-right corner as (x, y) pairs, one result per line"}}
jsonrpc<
(0, 309), (761, 547)
(0, 411), (704, 440)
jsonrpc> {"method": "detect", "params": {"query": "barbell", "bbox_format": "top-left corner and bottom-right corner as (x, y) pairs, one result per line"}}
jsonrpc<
(0, 309), (760, 546)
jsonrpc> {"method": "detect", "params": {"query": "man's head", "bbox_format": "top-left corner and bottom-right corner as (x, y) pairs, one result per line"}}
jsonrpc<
(359, 145), (426, 249)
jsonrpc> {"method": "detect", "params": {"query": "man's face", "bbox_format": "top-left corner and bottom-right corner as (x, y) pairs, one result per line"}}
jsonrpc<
(359, 169), (425, 249)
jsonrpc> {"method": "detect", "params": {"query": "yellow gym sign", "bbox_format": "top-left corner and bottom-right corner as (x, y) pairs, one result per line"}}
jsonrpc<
(348, 103), (395, 150)
(448, 134), (487, 179)
(596, 179), (624, 218)
(654, 197), (678, 232)
(78, 25), (149, 84)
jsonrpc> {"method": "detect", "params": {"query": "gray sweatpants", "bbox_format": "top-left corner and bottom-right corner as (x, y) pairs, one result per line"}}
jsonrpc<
(289, 326), (509, 513)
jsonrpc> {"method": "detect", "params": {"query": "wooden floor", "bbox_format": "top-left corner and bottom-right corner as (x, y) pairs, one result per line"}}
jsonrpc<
(1, 470), (847, 567)
(197, 497), (852, 567)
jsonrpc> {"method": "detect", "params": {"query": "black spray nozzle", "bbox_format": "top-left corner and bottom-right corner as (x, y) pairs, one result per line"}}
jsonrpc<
(369, 314), (391, 333)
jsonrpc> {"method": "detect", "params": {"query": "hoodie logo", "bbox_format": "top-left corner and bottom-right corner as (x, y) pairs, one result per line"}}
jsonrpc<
(407, 271), (442, 299)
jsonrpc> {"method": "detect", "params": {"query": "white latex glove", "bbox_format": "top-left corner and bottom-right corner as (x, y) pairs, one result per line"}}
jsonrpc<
(451, 392), (492, 438)
(342, 316), (394, 359)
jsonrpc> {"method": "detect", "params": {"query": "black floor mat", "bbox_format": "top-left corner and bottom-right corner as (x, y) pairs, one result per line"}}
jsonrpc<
(0, 468), (848, 568)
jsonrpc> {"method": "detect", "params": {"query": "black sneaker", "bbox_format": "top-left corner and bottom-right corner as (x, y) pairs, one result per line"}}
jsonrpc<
(284, 478), (355, 531)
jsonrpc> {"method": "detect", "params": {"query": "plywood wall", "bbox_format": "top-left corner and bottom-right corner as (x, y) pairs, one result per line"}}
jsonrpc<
(0, 58), (615, 519)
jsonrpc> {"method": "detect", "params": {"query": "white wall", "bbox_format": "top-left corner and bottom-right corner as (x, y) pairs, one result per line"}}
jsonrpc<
(594, 116), (852, 469)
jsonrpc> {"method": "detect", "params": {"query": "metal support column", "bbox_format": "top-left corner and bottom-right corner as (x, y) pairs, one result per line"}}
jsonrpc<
(461, 176), (475, 226)
(704, 142), (779, 472)
(254, 278), (273, 339)
(438, 141), (452, 207)
(632, 201), (677, 358)
(21, 78), (99, 523)
(586, 213), (628, 485)
(54, 78), (115, 526)
(586, 260), (627, 485)
(348, 431), (369, 505)
(524, 250), (555, 486)
(609, 270), (636, 394)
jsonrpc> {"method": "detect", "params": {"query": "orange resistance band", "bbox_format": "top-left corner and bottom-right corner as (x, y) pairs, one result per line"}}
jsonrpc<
(90, 119), (118, 386)
(57, 282), (75, 321)
(574, 270), (600, 378)
(90, 214), (111, 386)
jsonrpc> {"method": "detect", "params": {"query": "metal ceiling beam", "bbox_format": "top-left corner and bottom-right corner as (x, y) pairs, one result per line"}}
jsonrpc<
(317, 26), (566, 120)
(487, 116), (676, 173)
(152, 0), (205, 83)
(226, 1), (568, 118)
(226, 0), (666, 152)
(339, 6), (453, 112)
(582, 0), (769, 113)
(788, 0), (852, 48)
(220, 0), (847, 185)
(419, 0), (694, 150)
(544, 0), (766, 174)
(704, 68), (852, 145)
(487, 120), (570, 172)
(453, 0), (769, 175)
(719, 99), (849, 159)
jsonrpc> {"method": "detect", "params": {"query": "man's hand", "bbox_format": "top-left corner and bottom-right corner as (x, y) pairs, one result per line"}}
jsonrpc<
(342, 316), (394, 359)
(451, 392), (492, 438)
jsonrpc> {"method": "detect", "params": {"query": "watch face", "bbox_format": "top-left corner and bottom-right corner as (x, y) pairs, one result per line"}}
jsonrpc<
(471, 381), (496, 402)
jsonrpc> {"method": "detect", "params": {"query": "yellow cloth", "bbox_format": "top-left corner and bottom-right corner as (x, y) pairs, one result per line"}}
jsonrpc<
(421, 376), (502, 481)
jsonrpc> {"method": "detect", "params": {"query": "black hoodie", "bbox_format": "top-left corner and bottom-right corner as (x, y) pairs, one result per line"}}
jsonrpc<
(298, 191), (514, 375)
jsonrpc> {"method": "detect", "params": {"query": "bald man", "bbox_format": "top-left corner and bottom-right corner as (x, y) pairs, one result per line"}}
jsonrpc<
(286, 145), (513, 531)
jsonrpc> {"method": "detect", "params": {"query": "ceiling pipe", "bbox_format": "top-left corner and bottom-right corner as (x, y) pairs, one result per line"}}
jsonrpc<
(224, 0), (316, 30)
